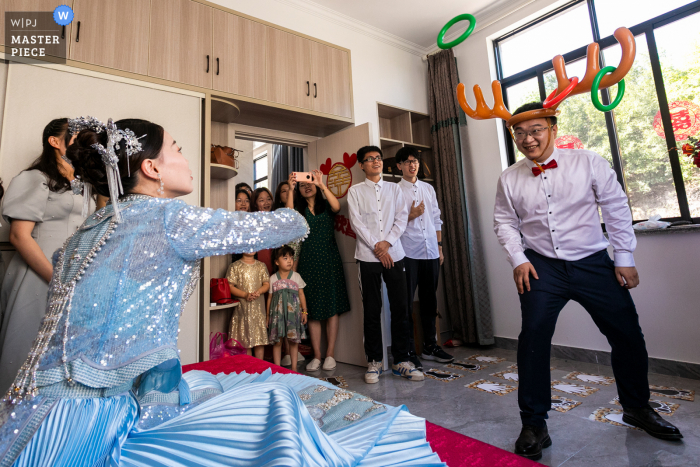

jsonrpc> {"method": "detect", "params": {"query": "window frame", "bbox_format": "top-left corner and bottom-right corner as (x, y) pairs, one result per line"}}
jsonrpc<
(493, 0), (700, 223)
(253, 152), (268, 188)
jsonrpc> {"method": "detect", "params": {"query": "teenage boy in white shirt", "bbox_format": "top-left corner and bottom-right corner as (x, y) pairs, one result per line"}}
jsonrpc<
(395, 147), (454, 370)
(347, 145), (424, 383)
(494, 101), (682, 460)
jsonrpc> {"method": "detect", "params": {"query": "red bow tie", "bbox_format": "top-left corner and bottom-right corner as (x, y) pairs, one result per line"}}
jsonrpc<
(532, 160), (558, 176)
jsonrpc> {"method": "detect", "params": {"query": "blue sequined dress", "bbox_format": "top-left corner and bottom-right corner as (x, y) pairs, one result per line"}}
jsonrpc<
(0, 195), (444, 467)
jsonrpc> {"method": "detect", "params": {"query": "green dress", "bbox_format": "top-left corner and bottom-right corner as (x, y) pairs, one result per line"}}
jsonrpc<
(297, 200), (350, 320)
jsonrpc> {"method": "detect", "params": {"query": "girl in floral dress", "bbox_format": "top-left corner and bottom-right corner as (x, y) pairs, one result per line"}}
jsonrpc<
(267, 246), (307, 372)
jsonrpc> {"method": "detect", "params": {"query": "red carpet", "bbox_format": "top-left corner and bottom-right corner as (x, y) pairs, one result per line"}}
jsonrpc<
(184, 355), (541, 467)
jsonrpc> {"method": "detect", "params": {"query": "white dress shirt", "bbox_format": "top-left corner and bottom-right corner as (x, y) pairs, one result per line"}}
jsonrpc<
(398, 178), (443, 260)
(494, 147), (636, 269)
(348, 178), (408, 262)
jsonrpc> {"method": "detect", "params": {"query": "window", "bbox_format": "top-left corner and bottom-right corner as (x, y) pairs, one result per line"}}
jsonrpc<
(254, 152), (268, 189)
(494, 0), (700, 223)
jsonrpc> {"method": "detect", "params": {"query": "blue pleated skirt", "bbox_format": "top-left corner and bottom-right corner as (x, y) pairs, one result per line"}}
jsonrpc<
(11, 371), (444, 467)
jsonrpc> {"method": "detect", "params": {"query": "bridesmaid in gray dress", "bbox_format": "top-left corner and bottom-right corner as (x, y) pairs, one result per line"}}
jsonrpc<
(0, 119), (86, 391)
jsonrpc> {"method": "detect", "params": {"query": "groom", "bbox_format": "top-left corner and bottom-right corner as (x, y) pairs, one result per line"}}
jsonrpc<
(493, 102), (683, 460)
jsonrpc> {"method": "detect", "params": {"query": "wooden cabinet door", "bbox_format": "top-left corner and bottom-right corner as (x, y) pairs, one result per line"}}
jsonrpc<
(266, 27), (311, 110)
(149, 0), (212, 89)
(0, 0), (71, 47)
(310, 41), (352, 118)
(69, 0), (149, 75)
(212, 10), (266, 100)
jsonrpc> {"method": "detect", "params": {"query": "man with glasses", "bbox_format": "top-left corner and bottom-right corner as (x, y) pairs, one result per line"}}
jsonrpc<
(348, 145), (424, 384)
(494, 102), (682, 460)
(395, 147), (454, 370)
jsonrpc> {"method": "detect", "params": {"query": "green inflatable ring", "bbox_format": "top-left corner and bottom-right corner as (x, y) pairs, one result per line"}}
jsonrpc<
(437, 14), (476, 50)
(591, 66), (625, 112)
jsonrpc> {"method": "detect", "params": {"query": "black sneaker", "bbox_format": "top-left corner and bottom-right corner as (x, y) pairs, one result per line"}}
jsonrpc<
(421, 345), (454, 363)
(408, 352), (423, 371)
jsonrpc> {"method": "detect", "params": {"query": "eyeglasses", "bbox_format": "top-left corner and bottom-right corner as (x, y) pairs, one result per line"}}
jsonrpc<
(363, 156), (382, 163)
(512, 125), (553, 141)
(402, 159), (420, 166)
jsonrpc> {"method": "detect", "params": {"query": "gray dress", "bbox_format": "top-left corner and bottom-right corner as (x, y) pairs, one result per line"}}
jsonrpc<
(0, 170), (84, 391)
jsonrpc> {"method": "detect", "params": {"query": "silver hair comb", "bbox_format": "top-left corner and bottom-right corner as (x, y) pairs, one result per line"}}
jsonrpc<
(70, 116), (146, 222)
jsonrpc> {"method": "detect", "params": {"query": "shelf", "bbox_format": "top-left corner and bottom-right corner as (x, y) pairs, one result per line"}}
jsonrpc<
(209, 301), (240, 311)
(380, 137), (408, 146)
(405, 142), (431, 150)
(211, 97), (241, 124)
(211, 163), (238, 180)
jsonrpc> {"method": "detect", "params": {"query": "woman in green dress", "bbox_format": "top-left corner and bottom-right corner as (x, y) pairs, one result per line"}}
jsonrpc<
(287, 169), (350, 371)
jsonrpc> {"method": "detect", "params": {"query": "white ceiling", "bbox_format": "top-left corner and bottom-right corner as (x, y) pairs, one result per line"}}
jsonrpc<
(303, 0), (514, 50)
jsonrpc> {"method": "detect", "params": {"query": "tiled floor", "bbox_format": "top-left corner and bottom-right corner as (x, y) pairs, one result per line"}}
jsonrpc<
(297, 346), (700, 467)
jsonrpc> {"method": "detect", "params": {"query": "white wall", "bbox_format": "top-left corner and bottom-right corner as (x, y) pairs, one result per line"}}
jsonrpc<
(452, 0), (700, 364)
(209, 0), (429, 144)
(0, 63), (204, 365)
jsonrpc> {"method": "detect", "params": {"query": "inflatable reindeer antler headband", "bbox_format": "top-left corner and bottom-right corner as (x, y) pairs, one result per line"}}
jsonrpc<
(458, 27), (636, 129)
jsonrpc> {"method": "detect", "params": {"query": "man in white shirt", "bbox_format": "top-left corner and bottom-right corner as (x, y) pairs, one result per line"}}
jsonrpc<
(348, 145), (424, 384)
(395, 147), (454, 370)
(494, 102), (682, 460)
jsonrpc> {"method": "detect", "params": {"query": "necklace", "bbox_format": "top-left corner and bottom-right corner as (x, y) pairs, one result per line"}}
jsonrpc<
(4, 218), (118, 403)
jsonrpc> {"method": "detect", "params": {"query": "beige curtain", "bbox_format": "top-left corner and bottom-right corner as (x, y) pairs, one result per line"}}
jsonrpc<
(427, 49), (494, 345)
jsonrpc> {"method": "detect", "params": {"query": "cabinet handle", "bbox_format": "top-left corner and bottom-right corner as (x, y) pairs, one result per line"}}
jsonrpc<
(206, 55), (209, 73)
(216, 58), (219, 75)
(306, 81), (310, 96)
(314, 83), (317, 98)
(75, 21), (80, 42)
(61, 25), (65, 39)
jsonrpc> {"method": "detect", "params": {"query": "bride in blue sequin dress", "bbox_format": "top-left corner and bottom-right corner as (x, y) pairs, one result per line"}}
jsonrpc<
(0, 117), (444, 467)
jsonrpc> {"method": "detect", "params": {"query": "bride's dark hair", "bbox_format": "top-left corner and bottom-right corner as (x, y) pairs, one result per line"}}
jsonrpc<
(66, 119), (164, 197)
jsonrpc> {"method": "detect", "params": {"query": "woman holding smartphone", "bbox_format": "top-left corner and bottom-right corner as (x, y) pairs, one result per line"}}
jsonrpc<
(288, 169), (350, 371)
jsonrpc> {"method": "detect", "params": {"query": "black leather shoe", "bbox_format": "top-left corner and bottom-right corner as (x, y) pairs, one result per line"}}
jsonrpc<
(515, 425), (551, 460)
(623, 406), (683, 440)
(408, 353), (423, 371)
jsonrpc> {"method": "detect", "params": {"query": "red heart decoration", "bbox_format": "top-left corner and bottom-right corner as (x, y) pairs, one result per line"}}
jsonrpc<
(343, 152), (357, 169)
(319, 157), (332, 175)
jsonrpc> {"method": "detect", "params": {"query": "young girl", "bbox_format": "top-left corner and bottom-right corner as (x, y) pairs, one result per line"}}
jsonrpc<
(227, 252), (270, 359)
(267, 246), (308, 372)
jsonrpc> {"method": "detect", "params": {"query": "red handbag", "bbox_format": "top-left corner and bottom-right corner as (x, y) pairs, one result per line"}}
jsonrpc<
(211, 278), (234, 305)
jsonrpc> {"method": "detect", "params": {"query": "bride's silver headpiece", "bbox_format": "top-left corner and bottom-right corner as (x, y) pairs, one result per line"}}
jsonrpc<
(67, 116), (145, 222)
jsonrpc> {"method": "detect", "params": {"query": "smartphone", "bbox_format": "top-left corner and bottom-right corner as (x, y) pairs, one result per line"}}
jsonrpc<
(293, 172), (314, 182)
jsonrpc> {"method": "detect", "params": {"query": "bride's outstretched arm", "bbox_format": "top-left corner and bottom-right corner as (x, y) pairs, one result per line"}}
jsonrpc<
(164, 201), (309, 260)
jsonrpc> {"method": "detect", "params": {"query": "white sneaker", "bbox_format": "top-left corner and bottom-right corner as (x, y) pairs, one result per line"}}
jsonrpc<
(306, 358), (321, 371)
(280, 354), (292, 367)
(392, 361), (424, 381)
(365, 360), (383, 384)
(297, 351), (305, 362)
(322, 356), (337, 370)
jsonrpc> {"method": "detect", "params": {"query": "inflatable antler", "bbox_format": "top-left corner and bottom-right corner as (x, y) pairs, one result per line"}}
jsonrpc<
(550, 27), (635, 105)
(457, 26), (636, 128)
(457, 80), (512, 121)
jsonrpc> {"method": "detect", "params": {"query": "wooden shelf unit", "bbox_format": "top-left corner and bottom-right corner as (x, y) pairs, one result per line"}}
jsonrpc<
(201, 97), (241, 360)
(377, 103), (434, 184)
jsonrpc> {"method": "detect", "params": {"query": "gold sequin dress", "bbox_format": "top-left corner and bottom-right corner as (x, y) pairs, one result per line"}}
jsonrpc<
(227, 259), (270, 348)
